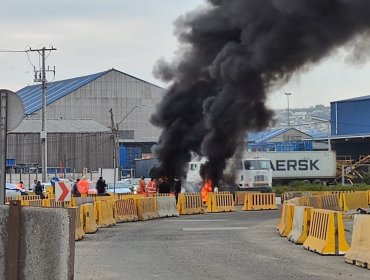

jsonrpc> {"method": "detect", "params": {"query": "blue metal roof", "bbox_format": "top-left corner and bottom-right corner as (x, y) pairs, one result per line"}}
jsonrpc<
(247, 128), (290, 143)
(331, 94), (370, 104)
(16, 69), (111, 115)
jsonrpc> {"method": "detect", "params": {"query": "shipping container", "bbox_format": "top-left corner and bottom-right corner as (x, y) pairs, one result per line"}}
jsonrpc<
(134, 158), (157, 178)
(247, 151), (337, 184)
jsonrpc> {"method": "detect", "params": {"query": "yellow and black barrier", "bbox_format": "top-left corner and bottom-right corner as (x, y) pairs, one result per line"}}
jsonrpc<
(177, 193), (205, 215)
(114, 198), (138, 222)
(277, 202), (295, 237)
(206, 192), (235, 213)
(288, 206), (312, 244)
(242, 193), (277, 211)
(82, 203), (99, 234)
(340, 191), (369, 211)
(95, 200), (116, 228)
(303, 209), (349, 255)
(345, 214), (370, 269)
(135, 197), (159, 221)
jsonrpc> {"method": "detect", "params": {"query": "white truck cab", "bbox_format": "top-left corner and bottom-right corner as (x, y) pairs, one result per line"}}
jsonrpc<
(186, 157), (272, 192)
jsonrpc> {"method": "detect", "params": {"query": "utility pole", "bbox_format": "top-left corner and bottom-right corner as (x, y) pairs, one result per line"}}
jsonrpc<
(109, 108), (118, 193)
(29, 47), (57, 183)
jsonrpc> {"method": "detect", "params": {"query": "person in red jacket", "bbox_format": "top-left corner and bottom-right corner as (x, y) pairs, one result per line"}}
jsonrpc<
(138, 177), (146, 194)
(147, 178), (157, 195)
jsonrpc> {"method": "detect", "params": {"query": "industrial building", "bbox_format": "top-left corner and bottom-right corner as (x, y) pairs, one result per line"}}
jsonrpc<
(10, 69), (165, 173)
(330, 95), (370, 161)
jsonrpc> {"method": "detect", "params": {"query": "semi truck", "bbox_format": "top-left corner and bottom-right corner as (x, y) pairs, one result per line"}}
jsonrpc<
(186, 156), (272, 192)
(247, 151), (337, 185)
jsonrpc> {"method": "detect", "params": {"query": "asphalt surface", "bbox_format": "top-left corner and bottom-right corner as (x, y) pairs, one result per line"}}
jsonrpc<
(75, 207), (369, 280)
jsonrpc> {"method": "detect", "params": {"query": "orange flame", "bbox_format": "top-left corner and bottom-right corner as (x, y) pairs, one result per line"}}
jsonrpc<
(201, 179), (213, 203)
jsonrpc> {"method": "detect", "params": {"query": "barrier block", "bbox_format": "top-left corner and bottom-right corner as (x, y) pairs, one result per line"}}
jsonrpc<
(135, 197), (159, 221)
(177, 193), (205, 215)
(367, 190), (370, 205)
(206, 192), (235, 213)
(345, 215), (370, 269)
(71, 196), (95, 207)
(156, 196), (180, 217)
(277, 202), (295, 237)
(288, 206), (312, 244)
(322, 194), (341, 211)
(341, 191), (369, 211)
(95, 200), (116, 228)
(22, 199), (43, 207)
(287, 196), (308, 206)
(306, 196), (323, 209)
(303, 209), (349, 255)
(242, 193), (278, 211)
(235, 191), (259, 205)
(95, 194), (118, 202)
(74, 206), (85, 241)
(16, 195), (41, 201)
(114, 199), (138, 222)
(82, 203), (98, 233)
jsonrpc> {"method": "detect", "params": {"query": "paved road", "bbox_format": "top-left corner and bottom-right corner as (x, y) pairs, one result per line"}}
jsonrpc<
(75, 207), (369, 280)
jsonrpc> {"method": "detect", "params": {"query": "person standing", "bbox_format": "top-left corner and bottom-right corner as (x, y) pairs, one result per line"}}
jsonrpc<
(34, 181), (45, 199)
(96, 177), (107, 196)
(17, 181), (24, 191)
(72, 178), (81, 197)
(77, 177), (89, 195)
(30, 179), (37, 191)
(174, 176), (182, 203)
(158, 177), (170, 194)
(138, 177), (146, 195)
(147, 178), (157, 196)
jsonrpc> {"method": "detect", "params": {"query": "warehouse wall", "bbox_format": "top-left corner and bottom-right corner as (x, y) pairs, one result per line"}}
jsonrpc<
(31, 70), (164, 142)
(331, 98), (370, 135)
(7, 133), (113, 171)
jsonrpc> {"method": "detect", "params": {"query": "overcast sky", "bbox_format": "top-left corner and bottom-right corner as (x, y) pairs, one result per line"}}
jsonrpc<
(1, 0), (370, 110)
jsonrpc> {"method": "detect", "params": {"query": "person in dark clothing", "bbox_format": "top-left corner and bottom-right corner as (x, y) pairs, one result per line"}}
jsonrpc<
(96, 177), (107, 195)
(72, 179), (81, 197)
(174, 176), (182, 203)
(34, 181), (45, 199)
(158, 177), (171, 194)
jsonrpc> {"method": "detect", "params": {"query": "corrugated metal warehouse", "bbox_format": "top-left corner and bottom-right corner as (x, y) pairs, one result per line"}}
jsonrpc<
(330, 95), (370, 160)
(11, 69), (165, 172)
(8, 119), (112, 171)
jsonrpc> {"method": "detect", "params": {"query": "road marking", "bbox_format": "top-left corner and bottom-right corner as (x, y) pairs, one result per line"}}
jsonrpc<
(183, 227), (249, 231)
(172, 219), (227, 222)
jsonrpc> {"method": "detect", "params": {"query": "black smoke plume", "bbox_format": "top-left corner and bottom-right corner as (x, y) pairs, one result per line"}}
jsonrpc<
(150, 0), (370, 186)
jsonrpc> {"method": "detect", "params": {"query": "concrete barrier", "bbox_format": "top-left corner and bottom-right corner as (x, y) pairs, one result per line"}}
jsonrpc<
(242, 193), (278, 211)
(81, 203), (98, 234)
(341, 191), (369, 211)
(71, 196), (95, 207)
(156, 196), (179, 217)
(0, 203), (75, 280)
(207, 192), (235, 213)
(345, 214), (370, 269)
(135, 197), (159, 221)
(177, 193), (205, 215)
(277, 202), (295, 237)
(114, 199), (138, 222)
(303, 209), (349, 255)
(288, 206), (312, 244)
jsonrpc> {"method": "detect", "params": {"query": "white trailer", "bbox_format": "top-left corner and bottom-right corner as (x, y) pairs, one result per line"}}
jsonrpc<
(247, 151), (336, 185)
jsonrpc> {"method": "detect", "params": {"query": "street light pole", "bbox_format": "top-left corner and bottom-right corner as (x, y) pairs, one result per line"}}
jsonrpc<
(310, 116), (331, 151)
(284, 92), (292, 127)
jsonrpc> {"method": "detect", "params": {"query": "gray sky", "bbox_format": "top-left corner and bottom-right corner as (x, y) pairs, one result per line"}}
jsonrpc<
(1, 0), (370, 110)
